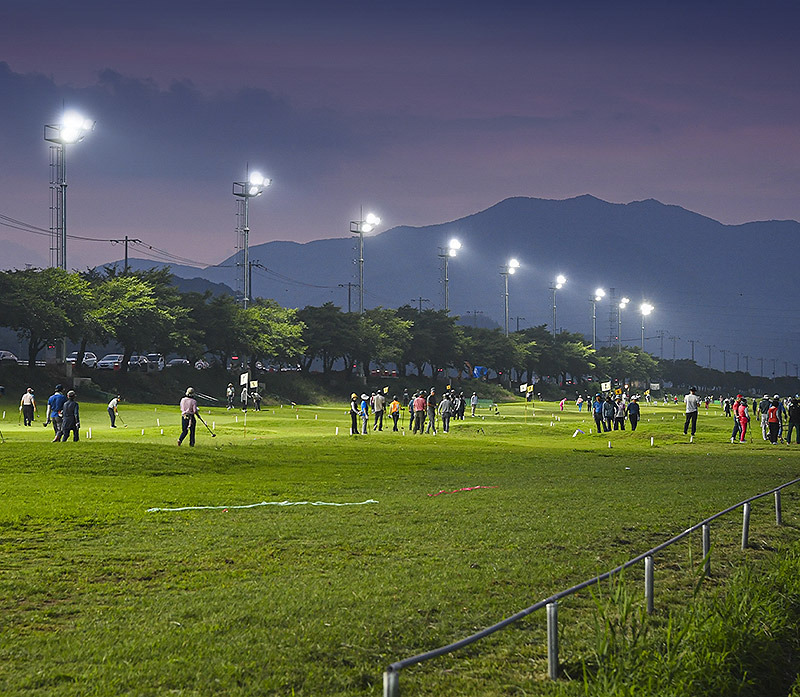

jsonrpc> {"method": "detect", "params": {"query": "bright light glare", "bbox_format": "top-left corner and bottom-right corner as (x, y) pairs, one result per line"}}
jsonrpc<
(508, 258), (520, 269)
(556, 274), (567, 285)
(62, 111), (85, 129)
(365, 213), (381, 226)
(448, 248), (457, 257)
(449, 238), (462, 251)
(508, 267), (516, 275)
(248, 186), (261, 196)
(249, 172), (264, 186)
(640, 302), (654, 316)
(58, 111), (94, 143)
(595, 288), (606, 298)
(361, 224), (374, 233)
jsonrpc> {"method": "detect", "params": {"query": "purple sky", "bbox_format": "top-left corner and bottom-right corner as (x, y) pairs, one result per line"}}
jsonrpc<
(1, 0), (799, 270)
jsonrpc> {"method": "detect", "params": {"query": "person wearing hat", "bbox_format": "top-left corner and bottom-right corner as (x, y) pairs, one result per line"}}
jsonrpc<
(413, 391), (427, 433)
(57, 390), (80, 442)
(786, 397), (800, 445)
(107, 395), (121, 427)
(46, 384), (67, 441)
(737, 397), (750, 443)
(470, 391), (478, 417)
(774, 395), (787, 442)
(226, 383), (235, 410)
(627, 396), (641, 431)
(359, 393), (370, 434)
(19, 387), (36, 426)
(349, 393), (360, 435)
(758, 394), (771, 441)
(683, 386), (700, 437)
(389, 394), (401, 431)
(426, 388), (437, 434)
(178, 387), (198, 446)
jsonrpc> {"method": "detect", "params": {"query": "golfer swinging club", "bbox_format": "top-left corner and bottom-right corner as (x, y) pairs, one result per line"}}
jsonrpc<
(177, 387), (198, 446)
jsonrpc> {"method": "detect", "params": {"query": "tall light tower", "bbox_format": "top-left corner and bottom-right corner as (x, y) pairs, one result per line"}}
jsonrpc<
(640, 302), (654, 351)
(44, 111), (95, 270)
(591, 288), (605, 349)
(350, 210), (381, 314)
(233, 169), (271, 308)
(550, 274), (566, 337)
(500, 258), (520, 337)
(438, 238), (461, 313)
(617, 297), (630, 352)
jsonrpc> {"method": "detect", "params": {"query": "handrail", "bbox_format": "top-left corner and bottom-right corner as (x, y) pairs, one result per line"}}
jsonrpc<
(383, 476), (800, 694)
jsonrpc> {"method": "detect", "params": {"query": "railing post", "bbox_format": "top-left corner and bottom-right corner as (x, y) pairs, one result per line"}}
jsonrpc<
(702, 523), (711, 577)
(383, 668), (399, 697)
(644, 555), (654, 614)
(547, 601), (559, 680)
(775, 490), (782, 526)
(742, 502), (751, 550)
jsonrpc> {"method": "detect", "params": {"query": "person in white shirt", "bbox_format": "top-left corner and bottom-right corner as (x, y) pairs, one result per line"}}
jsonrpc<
(20, 387), (36, 426)
(178, 387), (199, 446)
(684, 386), (700, 436)
(108, 395), (121, 427)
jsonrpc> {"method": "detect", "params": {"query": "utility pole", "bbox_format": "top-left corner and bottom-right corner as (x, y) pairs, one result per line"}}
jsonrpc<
(466, 310), (483, 327)
(689, 339), (698, 362)
(656, 329), (665, 359)
(513, 316), (525, 332)
(743, 355), (749, 373)
(411, 297), (430, 312)
(721, 349), (728, 373)
(338, 282), (358, 313)
(670, 335), (679, 360)
(705, 344), (713, 369)
(110, 236), (142, 273)
(759, 357), (764, 376)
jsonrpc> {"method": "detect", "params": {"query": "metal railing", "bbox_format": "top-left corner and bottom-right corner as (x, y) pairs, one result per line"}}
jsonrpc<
(383, 476), (800, 696)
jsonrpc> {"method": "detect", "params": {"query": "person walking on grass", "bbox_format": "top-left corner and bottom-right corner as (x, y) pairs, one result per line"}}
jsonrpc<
(372, 390), (385, 431)
(349, 393), (359, 435)
(730, 394), (742, 442)
(737, 397), (750, 443)
(407, 392), (416, 431)
(226, 383), (235, 410)
(240, 385), (248, 412)
(592, 394), (604, 433)
(177, 387), (198, 446)
(767, 399), (781, 444)
(683, 386), (700, 436)
(602, 396), (614, 432)
(613, 397), (626, 430)
(46, 384), (67, 441)
(413, 391), (427, 434)
(758, 394), (771, 440)
(786, 397), (800, 445)
(57, 391), (80, 442)
(438, 391), (453, 433)
(470, 392), (478, 417)
(20, 387), (36, 426)
(107, 395), (121, 427)
(389, 395), (401, 431)
(426, 388), (438, 434)
(628, 396), (641, 431)
(360, 394), (370, 434)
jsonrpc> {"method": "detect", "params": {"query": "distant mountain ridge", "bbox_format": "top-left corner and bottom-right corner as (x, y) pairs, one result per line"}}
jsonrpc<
(118, 195), (799, 372)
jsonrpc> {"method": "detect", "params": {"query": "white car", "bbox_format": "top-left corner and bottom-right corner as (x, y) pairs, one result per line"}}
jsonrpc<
(97, 353), (124, 370)
(67, 351), (98, 368)
(0, 350), (19, 364)
(146, 353), (165, 371)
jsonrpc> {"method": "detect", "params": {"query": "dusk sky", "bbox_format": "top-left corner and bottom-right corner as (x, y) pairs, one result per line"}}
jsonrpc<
(1, 0), (799, 270)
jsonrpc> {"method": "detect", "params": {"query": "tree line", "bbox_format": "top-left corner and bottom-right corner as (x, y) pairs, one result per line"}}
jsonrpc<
(5, 267), (793, 395)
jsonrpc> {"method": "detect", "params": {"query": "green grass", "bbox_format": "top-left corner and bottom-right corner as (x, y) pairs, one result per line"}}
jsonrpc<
(1, 398), (799, 695)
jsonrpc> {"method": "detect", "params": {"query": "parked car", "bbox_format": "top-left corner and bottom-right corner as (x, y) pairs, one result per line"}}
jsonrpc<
(66, 351), (98, 368)
(166, 358), (190, 368)
(146, 353), (165, 371)
(194, 358), (210, 370)
(97, 353), (124, 370)
(0, 350), (19, 364)
(128, 355), (151, 371)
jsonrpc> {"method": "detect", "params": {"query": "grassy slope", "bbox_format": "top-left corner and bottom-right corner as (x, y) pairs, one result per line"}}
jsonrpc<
(1, 398), (799, 696)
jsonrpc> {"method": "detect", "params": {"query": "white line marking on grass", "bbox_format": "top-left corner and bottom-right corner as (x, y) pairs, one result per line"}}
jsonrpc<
(146, 499), (379, 513)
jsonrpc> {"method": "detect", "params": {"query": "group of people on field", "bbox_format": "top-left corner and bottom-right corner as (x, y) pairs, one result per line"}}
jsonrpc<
(723, 393), (800, 444)
(348, 389), (479, 435)
(591, 393), (642, 432)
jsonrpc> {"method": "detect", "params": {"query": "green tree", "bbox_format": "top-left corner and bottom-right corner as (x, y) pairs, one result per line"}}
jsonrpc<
(0, 268), (92, 368)
(297, 303), (360, 374)
(241, 299), (305, 373)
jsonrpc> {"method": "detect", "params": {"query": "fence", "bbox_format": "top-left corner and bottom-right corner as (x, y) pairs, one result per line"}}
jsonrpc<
(382, 475), (800, 696)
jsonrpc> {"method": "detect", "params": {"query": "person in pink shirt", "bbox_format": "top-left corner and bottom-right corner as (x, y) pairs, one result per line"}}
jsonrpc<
(178, 386), (199, 446)
(737, 397), (750, 443)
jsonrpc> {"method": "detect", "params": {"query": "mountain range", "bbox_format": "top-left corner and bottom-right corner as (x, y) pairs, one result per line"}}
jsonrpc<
(113, 195), (800, 375)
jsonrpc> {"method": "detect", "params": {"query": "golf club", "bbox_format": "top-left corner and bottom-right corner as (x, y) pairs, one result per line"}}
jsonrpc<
(117, 412), (129, 428)
(196, 413), (217, 437)
(195, 392), (220, 403)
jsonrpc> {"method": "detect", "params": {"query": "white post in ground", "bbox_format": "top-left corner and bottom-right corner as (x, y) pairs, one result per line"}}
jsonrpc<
(775, 490), (782, 525)
(702, 523), (711, 577)
(547, 601), (559, 680)
(383, 668), (399, 697)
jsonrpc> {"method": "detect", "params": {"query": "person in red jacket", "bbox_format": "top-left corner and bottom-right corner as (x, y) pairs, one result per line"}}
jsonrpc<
(767, 399), (781, 444)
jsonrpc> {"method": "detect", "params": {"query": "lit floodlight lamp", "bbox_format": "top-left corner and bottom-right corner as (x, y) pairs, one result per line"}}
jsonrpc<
(620, 297), (630, 308)
(595, 288), (606, 302)
(640, 302), (654, 316)
(365, 212), (381, 226)
(555, 274), (566, 288)
(351, 210), (382, 314)
(449, 238), (462, 252)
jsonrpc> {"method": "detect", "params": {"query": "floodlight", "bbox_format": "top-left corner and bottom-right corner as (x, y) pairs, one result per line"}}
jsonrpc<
(556, 274), (566, 286)
(365, 213), (381, 226)
(508, 258), (520, 269)
(640, 302), (654, 316)
(449, 238), (462, 251)
(595, 288), (606, 298)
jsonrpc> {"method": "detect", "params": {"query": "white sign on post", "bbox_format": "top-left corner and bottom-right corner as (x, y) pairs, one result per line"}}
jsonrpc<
(240, 372), (249, 386)
(519, 383), (528, 393)
(601, 381), (612, 392)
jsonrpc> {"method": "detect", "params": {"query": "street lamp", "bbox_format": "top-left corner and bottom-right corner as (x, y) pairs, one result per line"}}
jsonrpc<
(233, 169), (271, 309)
(640, 302), (654, 351)
(438, 238), (461, 313)
(591, 288), (605, 349)
(500, 258), (520, 337)
(550, 274), (567, 337)
(617, 297), (630, 352)
(350, 210), (381, 314)
(44, 110), (95, 270)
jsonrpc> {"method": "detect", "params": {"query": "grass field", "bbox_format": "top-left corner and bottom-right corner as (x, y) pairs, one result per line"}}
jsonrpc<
(1, 396), (799, 696)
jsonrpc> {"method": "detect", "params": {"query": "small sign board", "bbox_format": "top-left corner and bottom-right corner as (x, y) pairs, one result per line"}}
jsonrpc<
(240, 372), (249, 386)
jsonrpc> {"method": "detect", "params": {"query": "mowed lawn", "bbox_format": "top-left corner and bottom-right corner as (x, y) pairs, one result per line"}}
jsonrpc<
(1, 397), (799, 696)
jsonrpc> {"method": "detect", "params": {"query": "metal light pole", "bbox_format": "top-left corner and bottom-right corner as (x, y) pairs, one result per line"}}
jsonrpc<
(640, 303), (653, 351)
(233, 168), (271, 308)
(500, 258), (520, 337)
(44, 111), (95, 270)
(351, 210), (381, 314)
(617, 297), (630, 352)
(550, 274), (566, 337)
(438, 238), (461, 313)
(591, 288), (605, 349)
